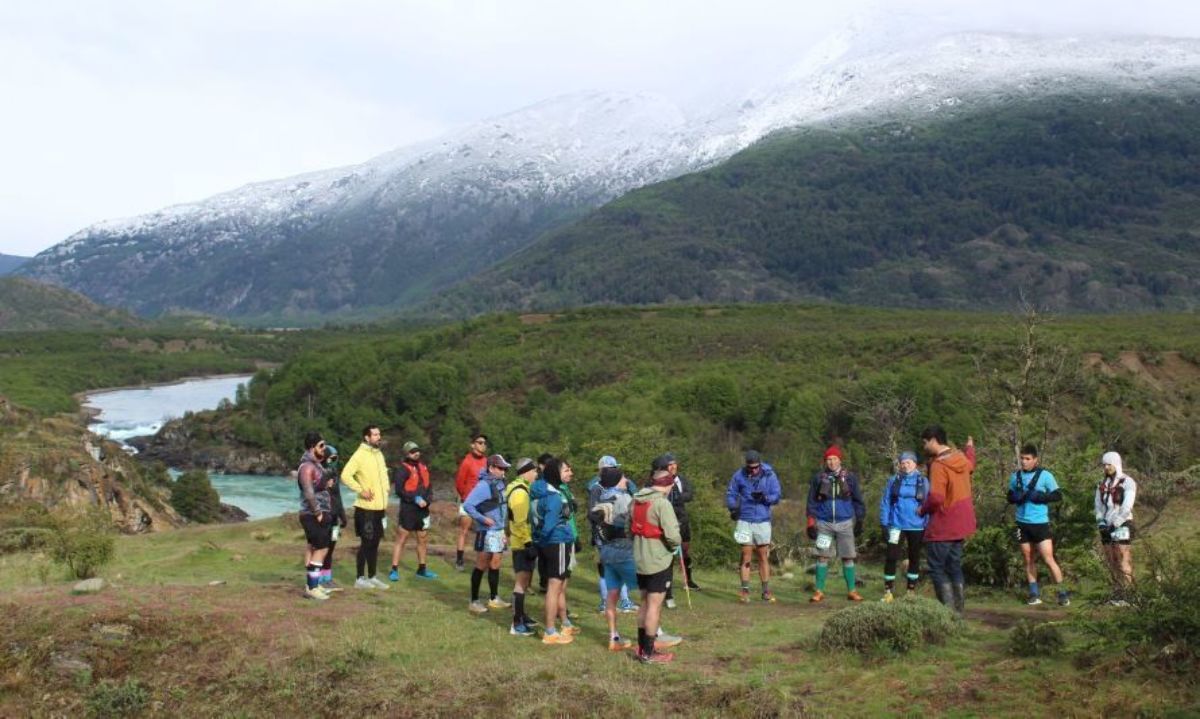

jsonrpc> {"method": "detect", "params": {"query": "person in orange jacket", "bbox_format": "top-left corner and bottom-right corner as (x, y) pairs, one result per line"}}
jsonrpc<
(453, 433), (489, 571)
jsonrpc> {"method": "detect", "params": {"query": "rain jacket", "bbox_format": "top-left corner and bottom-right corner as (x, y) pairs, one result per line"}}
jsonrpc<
(530, 478), (574, 546)
(632, 488), (681, 575)
(725, 463), (782, 523)
(879, 469), (930, 531)
(920, 446), (977, 541)
(807, 468), (866, 524)
(463, 469), (507, 533)
(340, 442), (389, 511)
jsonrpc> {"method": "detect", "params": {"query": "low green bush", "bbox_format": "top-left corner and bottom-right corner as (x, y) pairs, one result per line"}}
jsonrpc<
(171, 469), (222, 523)
(87, 679), (149, 718)
(1009, 620), (1065, 657)
(818, 597), (960, 654)
(49, 508), (115, 579)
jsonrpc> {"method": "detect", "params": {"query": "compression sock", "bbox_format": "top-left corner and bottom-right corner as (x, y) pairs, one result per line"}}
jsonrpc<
(470, 568), (483, 602)
(365, 539), (379, 577)
(391, 564), (398, 571)
(843, 562), (856, 591)
(1029, 581), (1040, 598)
(418, 563), (427, 574)
(815, 563), (828, 591)
(741, 581), (750, 592)
(906, 573), (919, 591)
(514, 591), (525, 624)
(761, 580), (770, 595)
(456, 550), (465, 564)
(884, 575), (896, 591)
(488, 568), (500, 599)
(356, 546), (366, 578)
(323, 543), (335, 571)
(306, 563), (321, 590)
(637, 627), (651, 655)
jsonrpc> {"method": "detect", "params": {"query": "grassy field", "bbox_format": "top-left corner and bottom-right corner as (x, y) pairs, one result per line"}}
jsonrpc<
(2, 501), (1197, 718)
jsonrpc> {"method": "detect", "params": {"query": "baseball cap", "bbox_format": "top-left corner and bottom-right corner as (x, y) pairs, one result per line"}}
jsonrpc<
(402, 441), (420, 453)
(598, 455), (620, 469)
(487, 454), (511, 469)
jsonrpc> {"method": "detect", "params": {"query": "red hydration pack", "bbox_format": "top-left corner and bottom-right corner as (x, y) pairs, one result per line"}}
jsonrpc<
(630, 500), (663, 539)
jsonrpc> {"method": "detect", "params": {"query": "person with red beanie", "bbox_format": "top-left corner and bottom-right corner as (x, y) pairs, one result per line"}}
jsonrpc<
(918, 426), (976, 616)
(806, 444), (865, 602)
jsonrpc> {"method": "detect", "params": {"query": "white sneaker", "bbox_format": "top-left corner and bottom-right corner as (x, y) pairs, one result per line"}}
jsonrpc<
(369, 577), (390, 590)
(354, 577), (374, 589)
(488, 597), (512, 609)
(305, 586), (329, 601)
(665, 598), (677, 609)
(469, 600), (489, 615)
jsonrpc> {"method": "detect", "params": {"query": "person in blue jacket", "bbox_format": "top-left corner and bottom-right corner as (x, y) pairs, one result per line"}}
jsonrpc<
(1008, 444), (1068, 606)
(878, 450), (929, 602)
(806, 445), (866, 603)
(463, 454), (511, 615)
(531, 458), (580, 644)
(725, 450), (782, 603)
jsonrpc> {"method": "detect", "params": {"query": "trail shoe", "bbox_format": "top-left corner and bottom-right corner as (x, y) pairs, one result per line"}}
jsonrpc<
(1057, 591), (1070, 607)
(522, 615), (540, 627)
(687, 580), (702, 590)
(809, 590), (825, 603)
(542, 631), (573, 645)
(305, 586), (329, 601)
(618, 599), (640, 614)
(454, 561), (465, 572)
(654, 631), (682, 649)
(847, 591), (864, 602)
(368, 577), (390, 590)
(354, 577), (374, 590)
(1027, 596), (1044, 606)
(881, 590), (895, 603)
(510, 623), (536, 637)
(561, 623), (581, 636)
(322, 582), (344, 593)
(951, 583), (966, 617)
(739, 590), (751, 604)
(609, 637), (634, 652)
(762, 592), (777, 603)
(638, 650), (675, 664)
(388, 568), (400, 582)
(488, 596), (512, 609)
(596, 600), (607, 614)
(904, 588), (917, 599)
(415, 568), (438, 580)
(468, 601), (489, 615)
(665, 598), (677, 609)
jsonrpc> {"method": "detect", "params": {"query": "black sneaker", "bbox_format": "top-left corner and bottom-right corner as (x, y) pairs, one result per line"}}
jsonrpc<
(687, 581), (701, 590)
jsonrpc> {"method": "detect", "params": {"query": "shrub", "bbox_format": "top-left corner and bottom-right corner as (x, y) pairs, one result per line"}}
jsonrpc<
(962, 525), (1022, 587)
(818, 597), (960, 654)
(87, 679), (149, 718)
(49, 508), (115, 579)
(171, 469), (222, 523)
(1009, 620), (1065, 657)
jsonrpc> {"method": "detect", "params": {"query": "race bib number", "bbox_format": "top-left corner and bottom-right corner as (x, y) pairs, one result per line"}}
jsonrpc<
(815, 533), (833, 551)
(1112, 525), (1130, 541)
(888, 528), (901, 545)
(331, 526), (341, 542)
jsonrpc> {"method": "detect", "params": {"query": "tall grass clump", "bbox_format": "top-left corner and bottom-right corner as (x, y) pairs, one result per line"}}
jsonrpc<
(818, 597), (960, 654)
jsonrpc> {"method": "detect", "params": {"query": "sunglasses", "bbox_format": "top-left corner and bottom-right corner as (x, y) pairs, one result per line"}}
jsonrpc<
(746, 464), (762, 471)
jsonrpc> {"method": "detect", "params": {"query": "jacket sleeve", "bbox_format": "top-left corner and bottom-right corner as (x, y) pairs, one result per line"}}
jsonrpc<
(340, 451), (365, 495)
(725, 474), (740, 510)
(879, 477), (892, 527)
(964, 444), (976, 470)
(679, 475), (695, 503)
(329, 474), (347, 522)
(1115, 478), (1136, 527)
(764, 471), (782, 506)
(392, 463), (409, 499)
(1094, 485), (1105, 524)
(850, 473), (865, 520)
(542, 493), (564, 536)
(657, 499), (682, 551)
(806, 474), (818, 518)
(921, 463), (946, 516)
(454, 458), (472, 500)
(462, 482), (486, 524)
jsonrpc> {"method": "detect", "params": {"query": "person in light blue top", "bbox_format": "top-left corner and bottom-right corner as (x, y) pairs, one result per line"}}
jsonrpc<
(878, 450), (929, 601)
(1006, 443), (1068, 607)
(463, 454), (511, 615)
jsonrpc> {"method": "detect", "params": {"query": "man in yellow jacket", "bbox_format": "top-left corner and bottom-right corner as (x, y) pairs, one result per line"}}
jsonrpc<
(504, 458), (540, 636)
(341, 424), (390, 590)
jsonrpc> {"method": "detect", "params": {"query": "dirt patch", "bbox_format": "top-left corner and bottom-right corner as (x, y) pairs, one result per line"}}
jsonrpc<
(967, 606), (1067, 629)
(518, 313), (556, 325)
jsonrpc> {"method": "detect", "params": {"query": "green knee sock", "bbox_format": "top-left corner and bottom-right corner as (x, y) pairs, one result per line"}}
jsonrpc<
(843, 564), (856, 590)
(815, 564), (828, 591)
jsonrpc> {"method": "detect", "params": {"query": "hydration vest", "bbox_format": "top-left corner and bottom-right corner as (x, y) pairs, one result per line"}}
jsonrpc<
(630, 500), (664, 539)
(1099, 476), (1126, 508)
(889, 472), (927, 505)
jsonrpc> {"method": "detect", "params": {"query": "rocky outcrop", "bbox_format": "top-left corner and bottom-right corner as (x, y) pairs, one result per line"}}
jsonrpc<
(128, 417), (288, 475)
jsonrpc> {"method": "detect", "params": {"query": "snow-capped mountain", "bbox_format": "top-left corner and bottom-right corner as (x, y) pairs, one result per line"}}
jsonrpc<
(20, 25), (1200, 318)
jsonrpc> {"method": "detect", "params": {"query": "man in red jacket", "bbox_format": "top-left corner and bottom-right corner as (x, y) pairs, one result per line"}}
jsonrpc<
(454, 433), (489, 571)
(918, 425), (976, 616)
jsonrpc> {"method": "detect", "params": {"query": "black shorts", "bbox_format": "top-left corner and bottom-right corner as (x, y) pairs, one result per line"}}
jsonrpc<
(539, 543), (573, 580)
(637, 566), (673, 594)
(399, 503), (428, 532)
(300, 513), (333, 549)
(1016, 522), (1053, 545)
(513, 545), (537, 574)
(1100, 523), (1135, 545)
(354, 508), (385, 541)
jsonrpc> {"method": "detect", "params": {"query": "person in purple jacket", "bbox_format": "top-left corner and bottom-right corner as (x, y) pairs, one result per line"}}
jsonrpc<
(725, 450), (782, 603)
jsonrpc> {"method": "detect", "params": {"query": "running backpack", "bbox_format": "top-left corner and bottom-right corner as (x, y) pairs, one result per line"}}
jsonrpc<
(630, 500), (663, 539)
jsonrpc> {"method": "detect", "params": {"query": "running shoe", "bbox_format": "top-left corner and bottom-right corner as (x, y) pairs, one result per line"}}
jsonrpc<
(454, 561), (465, 572)
(468, 601), (489, 615)
(368, 577), (390, 590)
(510, 623), (536, 637)
(637, 650), (675, 664)
(354, 577), (374, 590)
(522, 615), (540, 627)
(561, 623), (581, 636)
(654, 631), (682, 649)
(322, 582), (344, 593)
(665, 598), (677, 609)
(739, 590), (751, 604)
(686, 580), (702, 590)
(847, 591), (863, 602)
(596, 600), (607, 614)
(488, 596), (512, 609)
(881, 590), (895, 603)
(762, 592), (777, 603)
(388, 568), (400, 582)
(1057, 592), (1071, 607)
(304, 586), (329, 601)
(609, 637), (634, 652)
(542, 631), (574, 645)
(617, 599), (639, 614)
(1027, 596), (1044, 606)
(809, 590), (825, 603)
(415, 568), (439, 580)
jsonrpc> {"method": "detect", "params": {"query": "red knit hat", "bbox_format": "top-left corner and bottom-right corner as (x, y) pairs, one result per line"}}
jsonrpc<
(823, 445), (843, 460)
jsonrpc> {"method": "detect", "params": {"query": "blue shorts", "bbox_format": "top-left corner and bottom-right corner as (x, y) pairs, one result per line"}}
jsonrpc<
(603, 560), (637, 593)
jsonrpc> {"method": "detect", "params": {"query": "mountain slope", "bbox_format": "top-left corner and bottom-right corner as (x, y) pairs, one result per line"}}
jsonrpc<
(0, 277), (143, 330)
(0, 254), (29, 276)
(425, 91), (1200, 314)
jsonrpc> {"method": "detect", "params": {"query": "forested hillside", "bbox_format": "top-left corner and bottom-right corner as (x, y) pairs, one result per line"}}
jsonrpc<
(0, 277), (142, 331)
(427, 93), (1200, 315)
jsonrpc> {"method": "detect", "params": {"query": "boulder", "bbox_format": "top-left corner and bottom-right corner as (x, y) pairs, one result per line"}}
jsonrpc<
(72, 578), (106, 594)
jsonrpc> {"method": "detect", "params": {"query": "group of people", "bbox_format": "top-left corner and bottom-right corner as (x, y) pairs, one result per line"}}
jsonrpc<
(295, 422), (1141, 663)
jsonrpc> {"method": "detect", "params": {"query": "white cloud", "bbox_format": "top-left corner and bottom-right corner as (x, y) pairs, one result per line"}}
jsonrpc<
(2, 0), (1199, 256)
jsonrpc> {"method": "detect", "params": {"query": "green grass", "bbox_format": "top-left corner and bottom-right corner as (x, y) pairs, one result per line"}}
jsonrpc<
(2, 510), (1196, 718)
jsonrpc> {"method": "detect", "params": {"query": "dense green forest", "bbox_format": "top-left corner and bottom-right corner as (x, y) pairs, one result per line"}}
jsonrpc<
(192, 305), (1199, 570)
(425, 93), (1200, 316)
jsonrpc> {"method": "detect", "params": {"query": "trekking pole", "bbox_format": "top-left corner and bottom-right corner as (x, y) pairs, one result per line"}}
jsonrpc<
(676, 546), (693, 610)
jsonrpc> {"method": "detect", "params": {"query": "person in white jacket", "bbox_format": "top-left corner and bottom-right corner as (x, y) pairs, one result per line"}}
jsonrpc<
(1095, 451), (1137, 604)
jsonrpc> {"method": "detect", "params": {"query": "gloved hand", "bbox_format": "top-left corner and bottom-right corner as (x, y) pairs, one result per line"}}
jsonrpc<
(751, 491), (765, 503)
(806, 516), (817, 540)
(729, 508), (740, 522)
(1006, 489), (1022, 504)
(1029, 491), (1048, 504)
(854, 519), (864, 537)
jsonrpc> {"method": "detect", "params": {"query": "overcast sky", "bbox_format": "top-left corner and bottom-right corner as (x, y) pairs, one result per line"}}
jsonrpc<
(2, 0), (1199, 257)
